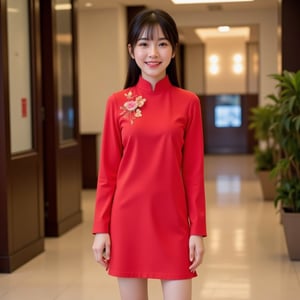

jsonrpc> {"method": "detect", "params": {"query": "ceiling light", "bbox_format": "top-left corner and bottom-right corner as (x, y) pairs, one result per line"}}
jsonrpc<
(218, 26), (230, 33)
(195, 27), (250, 41)
(171, 0), (254, 4)
(55, 4), (72, 10)
(7, 8), (19, 13)
(85, 2), (93, 7)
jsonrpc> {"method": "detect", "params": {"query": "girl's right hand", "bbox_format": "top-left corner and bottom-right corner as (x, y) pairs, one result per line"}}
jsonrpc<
(92, 233), (111, 269)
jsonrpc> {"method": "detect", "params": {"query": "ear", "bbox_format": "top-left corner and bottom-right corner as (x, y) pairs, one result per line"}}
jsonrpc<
(172, 44), (177, 58)
(128, 44), (134, 59)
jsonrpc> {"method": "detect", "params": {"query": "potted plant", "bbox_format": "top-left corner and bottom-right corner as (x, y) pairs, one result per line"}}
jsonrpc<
(249, 104), (277, 201)
(268, 70), (300, 260)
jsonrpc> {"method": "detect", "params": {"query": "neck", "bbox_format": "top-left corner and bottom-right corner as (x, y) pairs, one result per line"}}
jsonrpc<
(142, 74), (166, 91)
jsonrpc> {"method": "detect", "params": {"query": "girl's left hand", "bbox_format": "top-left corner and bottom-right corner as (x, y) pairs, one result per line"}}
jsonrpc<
(189, 235), (205, 272)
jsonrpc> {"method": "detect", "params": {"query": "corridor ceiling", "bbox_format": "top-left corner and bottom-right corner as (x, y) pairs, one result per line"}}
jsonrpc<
(77, 0), (278, 44)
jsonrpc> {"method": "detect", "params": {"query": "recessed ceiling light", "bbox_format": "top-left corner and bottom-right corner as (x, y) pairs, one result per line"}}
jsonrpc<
(195, 27), (250, 41)
(7, 8), (19, 13)
(218, 26), (230, 32)
(171, 0), (254, 4)
(55, 4), (72, 10)
(85, 2), (93, 7)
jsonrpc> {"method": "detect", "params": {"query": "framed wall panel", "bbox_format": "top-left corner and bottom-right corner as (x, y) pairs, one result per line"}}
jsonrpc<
(0, 0), (44, 273)
(41, 0), (82, 236)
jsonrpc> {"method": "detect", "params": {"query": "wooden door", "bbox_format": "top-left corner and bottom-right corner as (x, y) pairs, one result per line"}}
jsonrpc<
(40, 0), (82, 236)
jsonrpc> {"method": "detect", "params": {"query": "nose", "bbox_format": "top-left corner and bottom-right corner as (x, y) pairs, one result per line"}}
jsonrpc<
(149, 44), (158, 58)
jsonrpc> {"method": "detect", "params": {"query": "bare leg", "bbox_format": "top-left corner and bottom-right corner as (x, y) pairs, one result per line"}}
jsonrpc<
(161, 279), (192, 300)
(118, 278), (148, 300)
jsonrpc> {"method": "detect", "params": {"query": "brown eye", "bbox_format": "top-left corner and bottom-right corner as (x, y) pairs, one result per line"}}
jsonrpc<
(137, 41), (148, 47)
(159, 42), (168, 47)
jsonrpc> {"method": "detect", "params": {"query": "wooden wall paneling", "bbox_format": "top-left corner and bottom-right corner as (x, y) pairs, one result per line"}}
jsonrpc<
(0, 0), (11, 272)
(0, 0), (44, 273)
(281, 0), (300, 72)
(200, 94), (257, 154)
(81, 134), (99, 189)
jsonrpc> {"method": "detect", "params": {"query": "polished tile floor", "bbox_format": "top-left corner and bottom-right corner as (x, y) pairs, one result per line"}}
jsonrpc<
(1, 155), (300, 299)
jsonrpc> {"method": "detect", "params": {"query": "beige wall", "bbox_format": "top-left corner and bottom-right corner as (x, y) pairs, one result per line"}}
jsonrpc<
(185, 44), (205, 95)
(78, 6), (127, 134)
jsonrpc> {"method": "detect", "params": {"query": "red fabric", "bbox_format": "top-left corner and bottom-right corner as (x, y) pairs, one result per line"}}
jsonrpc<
(93, 76), (206, 279)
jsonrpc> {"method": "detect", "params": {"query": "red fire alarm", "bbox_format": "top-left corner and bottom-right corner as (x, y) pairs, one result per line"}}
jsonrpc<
(21, 98), (27, 118)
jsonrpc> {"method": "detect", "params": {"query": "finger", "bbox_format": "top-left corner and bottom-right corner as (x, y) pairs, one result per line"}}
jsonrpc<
(189, 250), (203, 271)
(189, 245), (195, 262)
(189, 256), (199, 271)
(198, 250), (204, 264)
(105, 243), (111, 260)
(100, 256), (108, 267)
(95, 250), (105, 265)
(93, 246), (105, 266)
(189, 258), (200, 272)
(189, 262), (197, 272)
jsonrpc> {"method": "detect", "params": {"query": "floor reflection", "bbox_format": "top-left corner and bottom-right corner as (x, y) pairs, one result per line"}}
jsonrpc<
(201, 277), (251, 299)
(216, 175), (241, 194)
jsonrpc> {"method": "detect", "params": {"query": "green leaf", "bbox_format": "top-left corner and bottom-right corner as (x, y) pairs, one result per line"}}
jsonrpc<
(294, 116), (300, 131)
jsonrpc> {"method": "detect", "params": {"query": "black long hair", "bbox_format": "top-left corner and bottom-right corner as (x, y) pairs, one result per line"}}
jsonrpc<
(124, 9), (180, 89)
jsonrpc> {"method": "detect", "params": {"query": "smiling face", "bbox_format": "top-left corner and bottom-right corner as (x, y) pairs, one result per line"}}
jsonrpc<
(128, 25), (175, 88)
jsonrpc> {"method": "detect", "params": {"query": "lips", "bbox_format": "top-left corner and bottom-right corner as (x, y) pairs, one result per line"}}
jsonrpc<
(145, 61), (161, 67)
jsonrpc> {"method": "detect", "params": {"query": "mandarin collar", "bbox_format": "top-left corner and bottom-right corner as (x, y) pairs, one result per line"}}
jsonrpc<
(136, 76), (172, 94)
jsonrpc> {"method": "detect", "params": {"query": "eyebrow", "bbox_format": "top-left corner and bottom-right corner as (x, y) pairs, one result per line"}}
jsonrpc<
(137, 37), (168, 41)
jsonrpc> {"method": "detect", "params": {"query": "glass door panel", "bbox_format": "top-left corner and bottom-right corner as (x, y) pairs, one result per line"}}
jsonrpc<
(55, 0), (75, 142)
(7, 0), (33, 154)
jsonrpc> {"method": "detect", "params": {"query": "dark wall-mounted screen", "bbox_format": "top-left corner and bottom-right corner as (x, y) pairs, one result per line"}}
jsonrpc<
(214, 94), (242, 128)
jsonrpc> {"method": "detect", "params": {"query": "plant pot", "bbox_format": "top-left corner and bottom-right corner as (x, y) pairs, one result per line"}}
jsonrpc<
(257, 170), (276, 201)
(281, 209), (300, 260)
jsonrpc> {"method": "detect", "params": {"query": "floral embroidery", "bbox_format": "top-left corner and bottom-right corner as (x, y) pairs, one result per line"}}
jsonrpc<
(120, 91), (146, 124)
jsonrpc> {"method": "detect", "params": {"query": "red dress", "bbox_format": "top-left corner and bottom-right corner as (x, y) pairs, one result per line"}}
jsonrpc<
(93, 76), (206, 279)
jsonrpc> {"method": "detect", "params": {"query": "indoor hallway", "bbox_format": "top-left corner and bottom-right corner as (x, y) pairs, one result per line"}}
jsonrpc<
(0, 155), (300, 300)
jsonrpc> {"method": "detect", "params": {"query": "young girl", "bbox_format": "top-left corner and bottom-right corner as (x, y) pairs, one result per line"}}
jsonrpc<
(92, 9), (207, 300)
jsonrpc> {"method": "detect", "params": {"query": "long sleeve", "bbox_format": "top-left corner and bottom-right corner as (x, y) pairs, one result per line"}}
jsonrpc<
(182, 96), (207, 236)
(92, 95), (123, 233)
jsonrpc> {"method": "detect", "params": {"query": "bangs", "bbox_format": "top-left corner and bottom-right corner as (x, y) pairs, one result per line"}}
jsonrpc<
(128, 10), (178, 49)
(138, 24), (170, 41)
